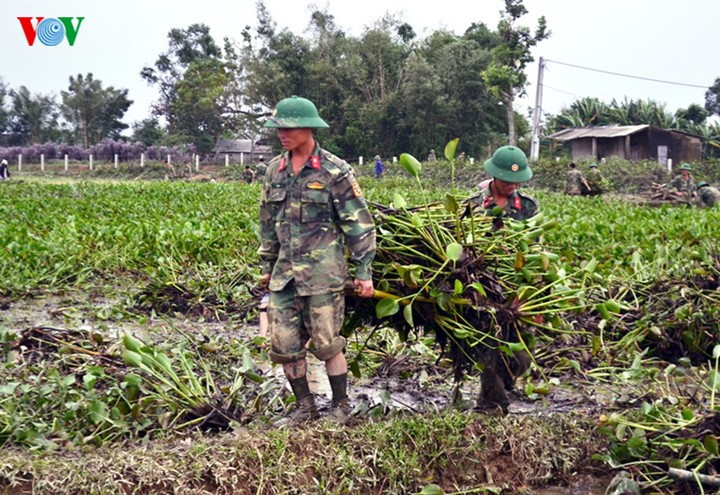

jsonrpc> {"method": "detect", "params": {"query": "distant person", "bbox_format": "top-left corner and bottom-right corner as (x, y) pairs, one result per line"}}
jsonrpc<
(584, 162), (606, 196)
(669, 163), (695, 202)
(374, 155), (383, 179)
(244, 164), (254, 184)
(0, 159), (9, 180)
(427, 149), (437, 163)
(255, 156), (267, 179)
(564, 162), (590, 196)
(696, 181), (720, 207)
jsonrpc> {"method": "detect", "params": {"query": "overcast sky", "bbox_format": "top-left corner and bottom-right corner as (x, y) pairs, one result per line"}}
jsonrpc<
(2, 0), (719, 132)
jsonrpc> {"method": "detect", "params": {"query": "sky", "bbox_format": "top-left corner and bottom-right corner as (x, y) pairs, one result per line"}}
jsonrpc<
(2, 0), (719, 133)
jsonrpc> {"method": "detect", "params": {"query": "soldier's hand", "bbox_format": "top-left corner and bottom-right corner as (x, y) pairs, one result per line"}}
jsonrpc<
(259, 274), (271, 289)
(354, 279), (374, 298)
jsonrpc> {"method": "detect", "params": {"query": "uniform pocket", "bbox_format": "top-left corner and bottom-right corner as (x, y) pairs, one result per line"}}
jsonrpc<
(266, 186), (287, 219)
(301, 189), (331, 223)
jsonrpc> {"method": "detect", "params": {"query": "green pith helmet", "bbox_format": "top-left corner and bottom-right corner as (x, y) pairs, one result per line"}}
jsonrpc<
(679, 162), (692, 171)
(483, 145), (532, 183)
(589, 162), (598, 168)
(264, 96), (329, 129)
(697, 181), (709, 189)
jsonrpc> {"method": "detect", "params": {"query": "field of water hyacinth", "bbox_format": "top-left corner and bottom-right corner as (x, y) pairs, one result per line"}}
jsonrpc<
(0, 158), (719, 494)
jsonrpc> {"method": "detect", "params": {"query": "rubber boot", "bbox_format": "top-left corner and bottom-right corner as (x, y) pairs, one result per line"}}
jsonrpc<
(326, 373), (352, 424)
(274, 377), (319, 427)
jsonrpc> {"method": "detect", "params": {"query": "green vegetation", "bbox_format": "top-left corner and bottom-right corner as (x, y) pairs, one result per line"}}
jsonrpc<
(0, 169), (719, 493)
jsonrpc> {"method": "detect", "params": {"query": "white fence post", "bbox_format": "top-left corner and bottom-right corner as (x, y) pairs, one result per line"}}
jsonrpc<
(240, 152), (244, 166)
(64, 154), (69, 172)
(393, 156), (397, 163)
(114, 154), (119, 169)
(140, 153), (145, 167)
(18, 154), (22, 172)
(89, 154), (94, 171)
(41, 154), (45, 172)
(167, 154), (171, 165)
(359, 156), (364, 165)
(225, 154), (229, 168)
(195, 155), (200, 172)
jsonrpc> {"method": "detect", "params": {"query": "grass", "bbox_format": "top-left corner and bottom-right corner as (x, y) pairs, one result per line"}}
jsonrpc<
(0, 412), (605, 495)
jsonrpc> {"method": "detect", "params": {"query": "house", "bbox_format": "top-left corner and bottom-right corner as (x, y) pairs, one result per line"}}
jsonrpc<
(212, 138), (273, 163)
(547, 125), (702, 165)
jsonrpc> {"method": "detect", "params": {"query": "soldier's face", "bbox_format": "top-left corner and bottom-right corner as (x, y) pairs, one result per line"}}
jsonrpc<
(277, 128), (313, 151)
(493, 178), (519, 197)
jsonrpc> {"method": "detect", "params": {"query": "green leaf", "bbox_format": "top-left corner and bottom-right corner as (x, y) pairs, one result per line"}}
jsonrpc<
(392, 192), (407, 209)
(469, 282), (487, 297)
(403, 303), (414, 327)
(89, 400), (108, 425)
(122, 334), (144, 353)
(399, 153), (422, 178)
(445, 242), (463, 262)
(443, 193), (459, 213)
(417, 484), (444, 495)
(444, 138), (459, 161)
(376, 298), (400, 318)
(704, 434), (719, 455)
(453, 279), (463, 296)
(713, 345), (720, 359)
(122, 350), (144, 367)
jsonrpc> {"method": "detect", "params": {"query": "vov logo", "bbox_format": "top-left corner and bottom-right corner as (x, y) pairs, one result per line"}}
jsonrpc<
(17, 17), (85, 46)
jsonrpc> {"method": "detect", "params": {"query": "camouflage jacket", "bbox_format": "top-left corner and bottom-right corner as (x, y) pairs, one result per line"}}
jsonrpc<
(698, 185), (720, 207)
(586, 168), (605, 193)
(670, 174), (696, 197)
(258, 145), (376, 296)
(565, 169), (585, 194)
(469, 181), (539, 221)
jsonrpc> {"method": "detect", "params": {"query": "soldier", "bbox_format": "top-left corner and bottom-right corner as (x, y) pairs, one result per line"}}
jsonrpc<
(564, 162), (590, 195)
(255, 156), (267, 178)
(244, 164), (254, 184)
(585, 162), (606, 196)
(669, 163), (696, 202)
(427, 149), (437, 163)
(259, 96), (376, 426)
(467, 145), (538, 414)
(697, 181), (720, 207)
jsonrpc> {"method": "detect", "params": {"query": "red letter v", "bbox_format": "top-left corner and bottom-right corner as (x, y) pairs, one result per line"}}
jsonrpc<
(17, 17), (44, 46)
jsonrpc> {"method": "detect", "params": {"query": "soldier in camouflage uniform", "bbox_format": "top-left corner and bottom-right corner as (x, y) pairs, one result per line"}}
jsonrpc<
(564, 162), (590, 196)
(468, 146), (538, 414)
(697, 181), (720, 207)
(585, 162), (606, 196)
(670, 163), (696, 203)
(259, 96), (376, 426)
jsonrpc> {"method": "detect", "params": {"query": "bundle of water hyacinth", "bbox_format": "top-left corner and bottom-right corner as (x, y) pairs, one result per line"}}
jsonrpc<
(345, 181), (590, 378)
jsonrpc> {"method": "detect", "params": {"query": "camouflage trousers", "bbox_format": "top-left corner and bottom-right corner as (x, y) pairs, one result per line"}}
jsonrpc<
(268, 283), (346, 364)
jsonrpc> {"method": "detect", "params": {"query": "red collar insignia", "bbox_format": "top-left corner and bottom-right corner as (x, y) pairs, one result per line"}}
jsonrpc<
(278, 157), (286, 171)
(310, 155), (321, 169)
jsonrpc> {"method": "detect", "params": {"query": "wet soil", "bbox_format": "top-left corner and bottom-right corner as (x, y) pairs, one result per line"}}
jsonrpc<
(0, 290), (655, 494)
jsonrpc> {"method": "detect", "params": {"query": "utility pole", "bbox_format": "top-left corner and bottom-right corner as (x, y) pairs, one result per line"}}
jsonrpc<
(530, 56), (545, 161)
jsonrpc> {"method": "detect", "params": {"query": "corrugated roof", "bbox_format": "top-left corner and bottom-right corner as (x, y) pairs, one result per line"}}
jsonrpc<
(548, 124), (650, 141)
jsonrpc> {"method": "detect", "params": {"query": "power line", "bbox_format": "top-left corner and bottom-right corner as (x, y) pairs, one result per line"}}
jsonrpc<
(544, 58), (708, 89)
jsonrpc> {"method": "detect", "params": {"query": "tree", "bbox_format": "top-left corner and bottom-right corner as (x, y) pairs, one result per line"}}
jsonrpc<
(170, 58), (229, 154)
(481, 0), (549, 145)
(7, 86), (60, 145)
(705, 77), (720, 117)
(60, 73), (132, 147)
(0, 79), (9, 144)
(131, 118), (166, 146)
(141, 23), (223, 118)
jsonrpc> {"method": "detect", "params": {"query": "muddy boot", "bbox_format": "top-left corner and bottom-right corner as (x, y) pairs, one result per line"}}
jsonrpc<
(326, 373), (352, 424)
(274, 377), (319, 427)
(475, 352), (510, 415)
(326, 398), (352, 424)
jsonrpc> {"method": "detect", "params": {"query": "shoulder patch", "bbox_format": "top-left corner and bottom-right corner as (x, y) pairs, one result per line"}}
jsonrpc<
(351, 177), (363, 197)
